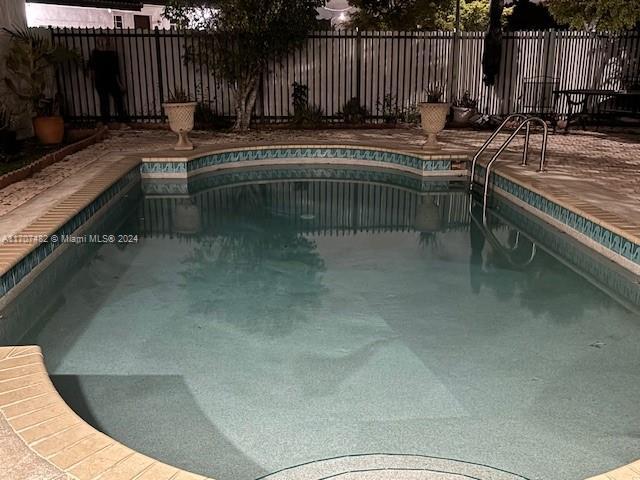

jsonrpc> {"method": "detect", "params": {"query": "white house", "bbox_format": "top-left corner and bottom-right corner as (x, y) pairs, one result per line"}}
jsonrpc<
(26, 0), (171, 29)
(25, 0), (356, 30)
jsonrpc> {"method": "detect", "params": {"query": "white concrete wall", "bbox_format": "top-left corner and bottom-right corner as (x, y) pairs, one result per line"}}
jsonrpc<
(25, 3), (171, 29)
(0, 0), (31, 136)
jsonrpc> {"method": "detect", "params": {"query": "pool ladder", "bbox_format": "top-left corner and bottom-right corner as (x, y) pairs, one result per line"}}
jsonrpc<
(469, 114), (549, 223)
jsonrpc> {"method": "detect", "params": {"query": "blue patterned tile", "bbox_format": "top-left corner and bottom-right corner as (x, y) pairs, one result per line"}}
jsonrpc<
(146, 147), (453, 179)
(486, 170), (640, 269)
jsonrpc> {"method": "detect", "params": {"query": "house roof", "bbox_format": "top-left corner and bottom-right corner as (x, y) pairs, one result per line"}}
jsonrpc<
(26, 0), (164, 11)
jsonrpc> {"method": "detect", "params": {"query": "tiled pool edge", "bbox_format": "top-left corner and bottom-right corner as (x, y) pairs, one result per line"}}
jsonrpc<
(0, 346), (211, 480)
(140, 145), (465, 178)
(0, 158), (141, 300)
(474, 164), (640, 277)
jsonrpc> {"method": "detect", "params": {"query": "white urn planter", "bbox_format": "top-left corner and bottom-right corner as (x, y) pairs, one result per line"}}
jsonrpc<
(419, 102), (450, 147)
(163, 102), (197, 151)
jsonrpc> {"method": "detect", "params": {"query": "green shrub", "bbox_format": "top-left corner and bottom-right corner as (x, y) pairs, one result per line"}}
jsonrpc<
(194, 102), (233, 130)
(291, 82), (324, 127)
(339, 97), (368, 124)
(377, 94), (400, 124)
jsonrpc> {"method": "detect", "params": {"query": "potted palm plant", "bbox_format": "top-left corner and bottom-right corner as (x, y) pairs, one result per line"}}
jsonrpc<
(4, 28), (77, 145)
(451, 91), (479, 125)
(418, 84), (449, 146)
(163, 88), (197, 150)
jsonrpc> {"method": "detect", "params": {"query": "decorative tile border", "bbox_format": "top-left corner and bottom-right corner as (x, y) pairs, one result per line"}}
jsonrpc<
(476, 165), (640, 274)
(143, 166), (459, 197)
(493, 196), (640, 309)
(141, 146), (455, 178)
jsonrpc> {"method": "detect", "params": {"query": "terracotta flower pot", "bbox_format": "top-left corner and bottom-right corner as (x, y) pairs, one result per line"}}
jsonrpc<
(163, 102), (197, 151)
(419, 102), (450, 147)
(33, 116), (64, 145)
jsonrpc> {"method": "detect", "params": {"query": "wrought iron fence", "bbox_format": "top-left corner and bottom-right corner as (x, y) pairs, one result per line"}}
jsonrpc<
(49, 27), (640, 124)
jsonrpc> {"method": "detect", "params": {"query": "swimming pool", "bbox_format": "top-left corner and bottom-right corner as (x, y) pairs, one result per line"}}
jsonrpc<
(8, 168), (640, 480)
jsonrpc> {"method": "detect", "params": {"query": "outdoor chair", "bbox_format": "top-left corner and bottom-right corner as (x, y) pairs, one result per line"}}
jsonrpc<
(517, 76), (560, 130)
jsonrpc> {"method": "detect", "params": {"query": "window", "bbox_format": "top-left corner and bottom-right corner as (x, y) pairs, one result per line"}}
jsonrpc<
(134, 15), (151, 30)
(113, 15), (123, 29)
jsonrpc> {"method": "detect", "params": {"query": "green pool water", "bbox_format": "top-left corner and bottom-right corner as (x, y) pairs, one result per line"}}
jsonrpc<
(20, 177), (640, 480)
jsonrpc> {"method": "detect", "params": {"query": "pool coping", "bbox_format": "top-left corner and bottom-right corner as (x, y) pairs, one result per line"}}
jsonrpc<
(0, 142), (639, 480)
(0, 346), (211, 480)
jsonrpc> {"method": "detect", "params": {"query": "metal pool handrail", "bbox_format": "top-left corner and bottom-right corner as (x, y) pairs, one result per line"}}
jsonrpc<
(482, 117), (549, 223)
(469, 113), (527, 192)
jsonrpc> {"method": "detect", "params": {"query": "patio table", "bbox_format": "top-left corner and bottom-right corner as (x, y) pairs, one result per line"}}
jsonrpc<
(553, 88), (640, 132)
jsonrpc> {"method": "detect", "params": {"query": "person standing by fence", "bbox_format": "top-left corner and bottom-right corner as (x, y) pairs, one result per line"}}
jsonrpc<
(88, 37), (127, 126)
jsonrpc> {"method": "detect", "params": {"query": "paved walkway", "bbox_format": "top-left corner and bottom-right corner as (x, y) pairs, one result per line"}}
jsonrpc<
(0, 127), (639, 242)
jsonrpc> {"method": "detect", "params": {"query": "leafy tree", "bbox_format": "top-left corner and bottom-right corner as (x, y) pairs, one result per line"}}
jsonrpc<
(506, 0), (561, 31)
(444, 0), (513, 31)
(163, 0), (322, 131)
(547, 0), (640, 31)
(347, 0), (510, 31)
(459, 1), (492, 30)
(346, 0), (454, 30)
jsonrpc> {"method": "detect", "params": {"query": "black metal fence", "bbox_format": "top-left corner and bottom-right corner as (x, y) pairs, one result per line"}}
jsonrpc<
(49, 28), (640, 124)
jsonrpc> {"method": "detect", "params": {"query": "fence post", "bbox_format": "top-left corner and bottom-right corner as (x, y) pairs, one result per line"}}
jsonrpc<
(154, 27), (165, 111)
(450, 32), (461, 103)
(356, 28), (362, 103)
(449, 0), (461, 102)
(542, 29), (554, 80)
(49, 27), (64, 114)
